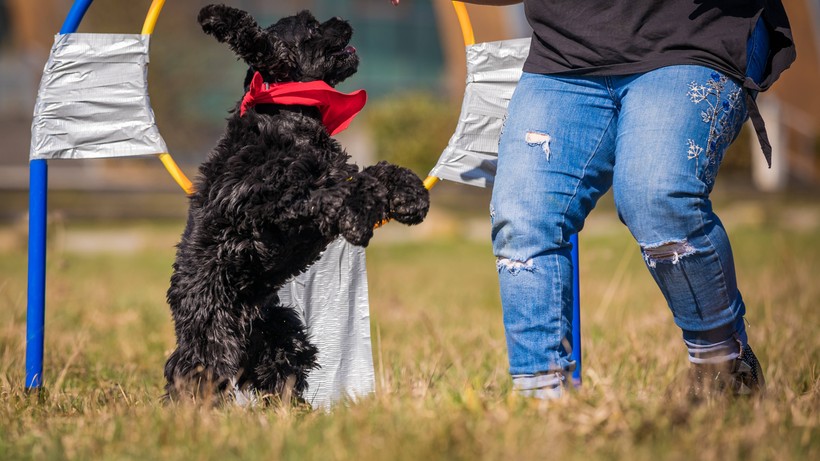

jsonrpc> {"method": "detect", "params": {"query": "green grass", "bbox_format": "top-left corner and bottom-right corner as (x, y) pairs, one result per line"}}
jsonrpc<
(0, 203), (818, 460)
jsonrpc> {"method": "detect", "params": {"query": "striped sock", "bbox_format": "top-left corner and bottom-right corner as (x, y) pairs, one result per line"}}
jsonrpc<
(683, 316), (747, 365)
(684, 336), (742, 365)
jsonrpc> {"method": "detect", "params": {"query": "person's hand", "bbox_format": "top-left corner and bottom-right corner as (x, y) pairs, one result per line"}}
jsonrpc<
(390, 0), (399, 5)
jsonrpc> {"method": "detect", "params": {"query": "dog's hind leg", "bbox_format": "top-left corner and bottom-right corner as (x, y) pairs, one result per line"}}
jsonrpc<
(163, 318), (247, 405)
(241, 298), (318, 404)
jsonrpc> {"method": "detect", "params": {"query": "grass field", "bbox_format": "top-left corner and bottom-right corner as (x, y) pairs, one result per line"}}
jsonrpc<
(0, 191), (818, 460)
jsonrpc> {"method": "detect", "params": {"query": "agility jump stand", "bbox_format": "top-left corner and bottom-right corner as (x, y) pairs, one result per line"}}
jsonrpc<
(26, 0), (183, 390)
(26, 0), (93, 391)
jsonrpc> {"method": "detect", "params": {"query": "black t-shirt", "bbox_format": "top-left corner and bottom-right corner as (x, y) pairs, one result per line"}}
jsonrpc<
(522, 0), (795, 92)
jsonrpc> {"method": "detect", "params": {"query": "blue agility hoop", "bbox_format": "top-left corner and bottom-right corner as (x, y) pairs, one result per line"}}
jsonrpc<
(25, 0), (94, 390)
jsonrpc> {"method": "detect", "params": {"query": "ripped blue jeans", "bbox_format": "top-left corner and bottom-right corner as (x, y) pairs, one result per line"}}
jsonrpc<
(491, 65), (753, 377)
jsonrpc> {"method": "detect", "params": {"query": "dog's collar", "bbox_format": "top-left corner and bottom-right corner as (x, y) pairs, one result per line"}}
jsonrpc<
(240, 72), (367, 135)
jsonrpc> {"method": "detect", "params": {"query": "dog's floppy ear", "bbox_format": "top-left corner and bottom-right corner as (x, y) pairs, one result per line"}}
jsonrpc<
(198, 4), (293, 76)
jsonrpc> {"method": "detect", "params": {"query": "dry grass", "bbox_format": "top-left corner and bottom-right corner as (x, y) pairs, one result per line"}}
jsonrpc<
(0, 198), (818, 460)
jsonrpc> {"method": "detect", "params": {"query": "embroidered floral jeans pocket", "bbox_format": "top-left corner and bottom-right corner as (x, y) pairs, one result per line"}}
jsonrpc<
(686, 72), (747, 187)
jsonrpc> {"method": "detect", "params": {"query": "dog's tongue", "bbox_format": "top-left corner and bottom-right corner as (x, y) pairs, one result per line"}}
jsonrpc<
(333, 45), (356, 56)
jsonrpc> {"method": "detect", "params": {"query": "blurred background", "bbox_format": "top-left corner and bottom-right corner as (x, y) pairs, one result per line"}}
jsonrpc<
(0, 0), (818, 224)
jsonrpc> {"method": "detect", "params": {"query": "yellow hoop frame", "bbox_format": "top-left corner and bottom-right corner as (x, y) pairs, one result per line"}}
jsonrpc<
(422, 2), (475, 190)
(141, 0), (195, 194)
(142, 1), (476, 195)
(452, 1), (476, 47)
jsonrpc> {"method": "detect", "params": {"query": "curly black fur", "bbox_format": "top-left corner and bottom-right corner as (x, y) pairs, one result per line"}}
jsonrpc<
(164, 5), (429, 404)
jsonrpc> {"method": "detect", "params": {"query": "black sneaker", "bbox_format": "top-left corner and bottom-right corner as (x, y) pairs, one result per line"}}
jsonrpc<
(688, 343), (766, 400)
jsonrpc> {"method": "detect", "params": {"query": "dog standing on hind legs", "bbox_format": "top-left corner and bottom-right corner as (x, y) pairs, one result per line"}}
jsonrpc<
(164, 4), (430, 405)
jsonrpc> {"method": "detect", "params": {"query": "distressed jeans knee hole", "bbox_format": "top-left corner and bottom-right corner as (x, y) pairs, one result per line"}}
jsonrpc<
(642, 240), (696, 268)
(525, 131), (552, 161)
(496, 257), (535, 275)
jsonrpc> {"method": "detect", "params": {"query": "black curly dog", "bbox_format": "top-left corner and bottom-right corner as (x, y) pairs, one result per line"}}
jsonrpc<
(164, 4), (429, 404)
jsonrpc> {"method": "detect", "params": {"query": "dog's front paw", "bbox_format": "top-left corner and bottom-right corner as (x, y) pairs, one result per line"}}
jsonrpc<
(387, 177), (429, 225)
(365, 162), (430, 225)
(335, 174), (390, 246)
(338, 207), (377, 247)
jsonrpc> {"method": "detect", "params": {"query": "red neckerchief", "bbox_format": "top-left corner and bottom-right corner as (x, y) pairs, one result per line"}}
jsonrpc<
(240, 71), (367, 135)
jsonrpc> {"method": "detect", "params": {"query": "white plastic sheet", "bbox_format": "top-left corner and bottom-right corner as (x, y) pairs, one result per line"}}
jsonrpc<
(429, 37), (530, 187)
(278, 238), (375, 409)
(30, 33), (167, 160)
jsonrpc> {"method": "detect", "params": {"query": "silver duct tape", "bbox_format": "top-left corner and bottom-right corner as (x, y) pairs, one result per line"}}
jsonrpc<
(429, 38), (530, 188)
(30, 33), (168, 160)
(278, 238), (375, 409)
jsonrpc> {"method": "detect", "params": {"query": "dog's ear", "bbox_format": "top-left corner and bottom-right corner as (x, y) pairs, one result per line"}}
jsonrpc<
(198, 4), (293, 76)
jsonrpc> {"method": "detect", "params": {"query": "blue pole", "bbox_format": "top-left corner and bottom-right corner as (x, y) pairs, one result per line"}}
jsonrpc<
(25, 0), (94, 390)
(60, 0), (94, 34)
(570, 233), (582, 386)
(25, 160), (48, 388)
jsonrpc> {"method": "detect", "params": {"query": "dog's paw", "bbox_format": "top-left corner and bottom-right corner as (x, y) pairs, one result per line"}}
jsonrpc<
(387, 180), (429, 225)
(338, 209), (377, 247)
(164, 365), (233, 407)
(332, 174), (390, 246)
(364, 162), (429, 225)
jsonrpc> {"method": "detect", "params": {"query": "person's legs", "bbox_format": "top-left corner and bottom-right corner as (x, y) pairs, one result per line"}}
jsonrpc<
(613, 65), (747, 337)
(491, 72), (617, 397)
(611, 65), (763, 395)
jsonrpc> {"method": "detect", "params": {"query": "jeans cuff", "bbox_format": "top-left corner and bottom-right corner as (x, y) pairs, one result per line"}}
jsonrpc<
(512, 371), (568, 399)
(682, 314), (746, 345)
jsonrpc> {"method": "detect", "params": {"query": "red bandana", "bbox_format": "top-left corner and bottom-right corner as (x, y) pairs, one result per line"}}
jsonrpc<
(240, 72), (367, 135)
